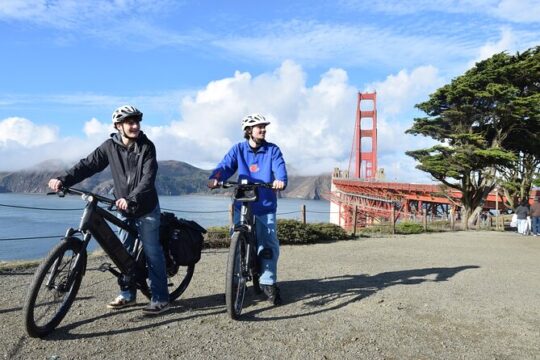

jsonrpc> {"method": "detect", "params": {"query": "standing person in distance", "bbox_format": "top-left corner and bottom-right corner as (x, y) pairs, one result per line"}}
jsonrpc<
(515, 199), (531, 236)
(530, 197), (540, 236)
(207, 114), (287, 305)
(48, 105), (170, 315)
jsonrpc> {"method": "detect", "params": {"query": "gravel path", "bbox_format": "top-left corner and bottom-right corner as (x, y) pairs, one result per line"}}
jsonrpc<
(1, 231), (539, 360)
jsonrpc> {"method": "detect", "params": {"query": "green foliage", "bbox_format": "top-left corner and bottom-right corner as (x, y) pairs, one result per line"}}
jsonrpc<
(203, 220), (350, 248)
(205, 226), (231, 248)
(277, 219), (319, 244)
(533, 174), (540, 188)
(395, 221), (424, 234)
(406, 46), (540, 225)
(278, 220), (350, 244)
(308, 222), (349, 241)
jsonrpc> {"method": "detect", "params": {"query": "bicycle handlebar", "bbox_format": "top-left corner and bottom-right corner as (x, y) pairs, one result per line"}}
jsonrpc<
(50, 187), (138, 236)
(217, 181), (274, 189)
(51, 187), (117, 206)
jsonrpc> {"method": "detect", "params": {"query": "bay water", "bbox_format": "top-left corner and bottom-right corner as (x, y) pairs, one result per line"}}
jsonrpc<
(0, 193), (330, 261)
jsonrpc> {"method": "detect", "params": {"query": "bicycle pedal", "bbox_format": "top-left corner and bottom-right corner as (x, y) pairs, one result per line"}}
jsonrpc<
(98, 262), (112, 272)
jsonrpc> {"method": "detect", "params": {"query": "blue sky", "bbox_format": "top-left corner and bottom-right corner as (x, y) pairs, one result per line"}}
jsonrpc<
(1, 0), (539, 182)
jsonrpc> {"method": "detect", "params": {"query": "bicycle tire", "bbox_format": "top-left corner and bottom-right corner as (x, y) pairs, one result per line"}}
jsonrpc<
(139, 264), (195, 301)
(225, 231), (247, 319)
(250, 243), (262, 295)
(252, 274), (262, 294)
(23, 237), (86, 338)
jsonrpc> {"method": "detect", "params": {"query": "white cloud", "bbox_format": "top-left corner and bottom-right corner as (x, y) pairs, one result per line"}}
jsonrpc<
(0, 0), (172, 27)
(468, 27), (516, 67)
(0, 0), (195, 50)
(83, 117), (113, 137)
(0, 62), (443, 182)
(214, 21), (474, 69)
(0, 117), (58, 147)
(362, 65), (445, 182)
(0, 117), (106, 170)
(492, 0), (540, 23)
(344, 0), (540, 24)
(365, 65), (444, 116)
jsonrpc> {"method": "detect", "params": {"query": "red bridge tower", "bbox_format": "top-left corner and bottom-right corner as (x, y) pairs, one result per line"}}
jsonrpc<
(350, 91), (377, 179)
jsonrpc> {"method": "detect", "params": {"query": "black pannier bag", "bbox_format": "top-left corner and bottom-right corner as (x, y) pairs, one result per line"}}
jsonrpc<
(160, 212), (207, 267)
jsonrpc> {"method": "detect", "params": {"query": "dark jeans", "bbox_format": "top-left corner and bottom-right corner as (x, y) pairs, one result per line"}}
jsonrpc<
(532, 216), (540, 235)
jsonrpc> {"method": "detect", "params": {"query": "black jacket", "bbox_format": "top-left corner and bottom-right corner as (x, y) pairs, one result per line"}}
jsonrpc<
(58, 132), (159, 217)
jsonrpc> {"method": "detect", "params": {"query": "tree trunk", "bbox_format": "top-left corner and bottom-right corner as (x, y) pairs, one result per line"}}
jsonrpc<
(467, 206), (483, 228)
(461, 207), (471, 230)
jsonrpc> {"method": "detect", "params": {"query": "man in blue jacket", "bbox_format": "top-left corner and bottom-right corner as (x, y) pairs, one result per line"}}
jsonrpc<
(208, 113), (288, 305)
(48, 105), (169, 315)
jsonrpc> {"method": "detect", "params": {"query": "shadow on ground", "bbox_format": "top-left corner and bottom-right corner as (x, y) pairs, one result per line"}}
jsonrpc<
(23, 264), (479, 341)
(240, 265), (480, 321)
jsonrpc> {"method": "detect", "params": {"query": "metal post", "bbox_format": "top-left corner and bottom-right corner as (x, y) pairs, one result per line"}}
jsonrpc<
(391, 204), (396, 235)
(301, 204), (306, 224)
(228, 203), (234, 226)
(495, 187), (500, 230)
(352, 206), (358, 236)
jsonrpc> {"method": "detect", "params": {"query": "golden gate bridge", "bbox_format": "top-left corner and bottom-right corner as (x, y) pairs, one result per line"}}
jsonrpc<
(326, 91), (536, 231)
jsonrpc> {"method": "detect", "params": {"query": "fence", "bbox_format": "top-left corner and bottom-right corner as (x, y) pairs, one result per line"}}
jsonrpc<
(0, 202), (336, 243)
(348, 208), (511, 236)
(0, 200), (514, 243)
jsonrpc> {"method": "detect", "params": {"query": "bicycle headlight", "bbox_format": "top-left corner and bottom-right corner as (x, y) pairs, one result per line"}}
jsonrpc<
(82, 194), (94, 203)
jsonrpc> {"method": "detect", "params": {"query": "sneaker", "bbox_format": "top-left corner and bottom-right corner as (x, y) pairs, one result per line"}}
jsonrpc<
(107, 295), (136, 309)
(142, 301), (170, 316)
(262, 284), (282, 306)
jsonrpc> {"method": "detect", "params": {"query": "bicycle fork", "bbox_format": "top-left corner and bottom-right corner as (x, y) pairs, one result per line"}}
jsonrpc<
(46, 231), (87, 292)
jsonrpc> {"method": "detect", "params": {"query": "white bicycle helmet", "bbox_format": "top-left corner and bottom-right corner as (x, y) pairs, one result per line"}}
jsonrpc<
(241, 113), (270, 131)
(112, 105), (143, 124)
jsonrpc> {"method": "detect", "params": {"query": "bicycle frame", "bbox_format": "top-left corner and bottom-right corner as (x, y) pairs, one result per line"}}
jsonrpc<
(234, 198), (258, 281)
(61, 189), (142, 284)
(221, 181), (273, 319)
(24, 187), (195, 337)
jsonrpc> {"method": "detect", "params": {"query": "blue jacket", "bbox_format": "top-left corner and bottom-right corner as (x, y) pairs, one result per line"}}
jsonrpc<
(209, 140), (288, 215)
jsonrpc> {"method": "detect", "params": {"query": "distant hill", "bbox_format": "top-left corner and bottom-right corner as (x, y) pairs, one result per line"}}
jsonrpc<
(0, 160), (331, 200)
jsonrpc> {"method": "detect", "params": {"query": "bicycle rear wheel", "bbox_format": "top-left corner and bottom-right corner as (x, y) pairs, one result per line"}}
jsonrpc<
(139, 264), (195, 301)
(225, 231), (247, 319)
(23, 237), (87, 338)
(169, 264), (195, 300)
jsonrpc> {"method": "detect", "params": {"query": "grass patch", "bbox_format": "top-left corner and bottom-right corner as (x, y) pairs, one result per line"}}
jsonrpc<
(0, 259), (40, 273)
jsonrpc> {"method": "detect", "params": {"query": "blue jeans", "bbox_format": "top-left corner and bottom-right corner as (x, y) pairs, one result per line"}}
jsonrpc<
(117, 205), (169, 303)
(234, 211), (279, 285)
(532, 216), (540, 235)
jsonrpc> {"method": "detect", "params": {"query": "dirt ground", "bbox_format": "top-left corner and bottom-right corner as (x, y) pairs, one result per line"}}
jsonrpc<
(1, 231), (539, 360)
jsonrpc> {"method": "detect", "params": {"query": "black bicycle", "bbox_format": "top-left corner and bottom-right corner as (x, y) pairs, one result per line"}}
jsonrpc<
(218, 181), (273, 319)
(22, 187), (194, 338)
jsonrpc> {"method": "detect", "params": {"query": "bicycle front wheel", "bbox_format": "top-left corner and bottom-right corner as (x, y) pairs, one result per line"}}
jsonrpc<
(225, 231), (248, 319)
(23, 237), (87, 338)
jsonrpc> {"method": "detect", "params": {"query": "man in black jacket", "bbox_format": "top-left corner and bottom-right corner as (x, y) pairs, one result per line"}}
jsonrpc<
(48, 105), (169, 315)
